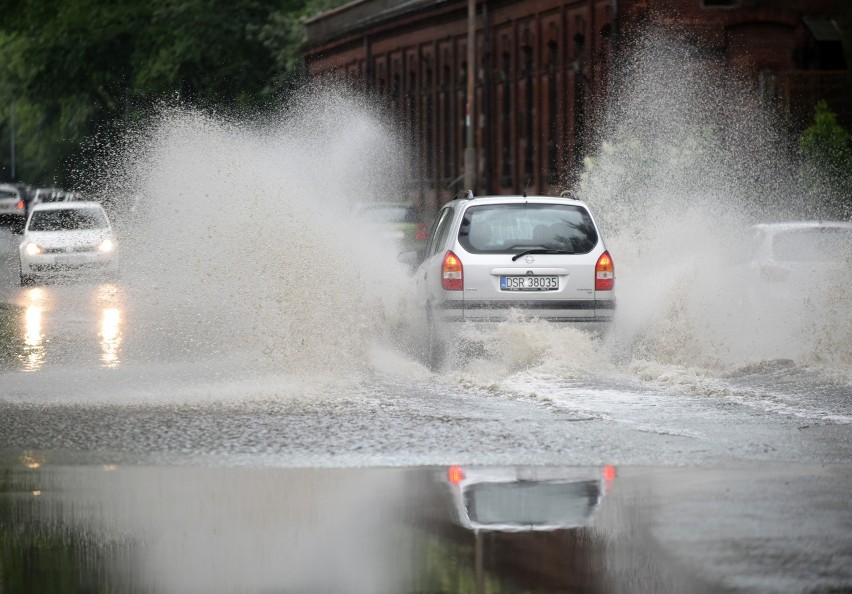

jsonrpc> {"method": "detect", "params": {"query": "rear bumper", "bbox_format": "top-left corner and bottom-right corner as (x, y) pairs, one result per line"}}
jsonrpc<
(433, 298), (615, 325)
(0, 204), (26, 218)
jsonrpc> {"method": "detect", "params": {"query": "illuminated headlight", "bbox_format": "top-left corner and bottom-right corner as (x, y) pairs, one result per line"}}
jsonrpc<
(98, 238), (115, 253)
(24, 242), (43, 256)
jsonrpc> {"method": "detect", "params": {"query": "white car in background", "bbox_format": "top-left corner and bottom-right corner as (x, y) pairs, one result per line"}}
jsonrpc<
(738, 221), (852, 303)
(19, 202), (118, 285)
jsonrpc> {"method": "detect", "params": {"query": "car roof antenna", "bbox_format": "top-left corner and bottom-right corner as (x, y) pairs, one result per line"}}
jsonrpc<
(523, 178), (530, 198)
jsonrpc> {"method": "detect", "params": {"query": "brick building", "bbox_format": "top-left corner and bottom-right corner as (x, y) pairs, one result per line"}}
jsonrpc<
(302, 0), (849, 214)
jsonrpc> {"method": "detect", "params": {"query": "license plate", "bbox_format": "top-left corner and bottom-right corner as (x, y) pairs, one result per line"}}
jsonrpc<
(57, 255), (87, 266)
(500, 276), (558, 291)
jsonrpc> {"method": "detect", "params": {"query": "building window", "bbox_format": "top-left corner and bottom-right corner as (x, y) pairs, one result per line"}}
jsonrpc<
(547, 41), (559, 185)
(425, 68), (434, 187)
(392, 74), (401, 122)
(443, 65), (452, 184)
(573, 33), (585, 169)
(523, 44), (534, 183)
(803, 18), (849, 70)
(408, 72), (417, 180)
(500, 52), (512, 187)
(459, 61), (467, 178)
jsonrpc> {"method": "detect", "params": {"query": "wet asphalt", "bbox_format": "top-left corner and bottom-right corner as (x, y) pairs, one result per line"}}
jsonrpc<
(1, 224), (850, 593)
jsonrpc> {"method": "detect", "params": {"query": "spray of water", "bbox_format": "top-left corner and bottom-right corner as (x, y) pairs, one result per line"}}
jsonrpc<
(92, 85), (416, 378)
(575, 30), (852, 375)
(77, 40), (850, 398)
(449, 30), (851, 396)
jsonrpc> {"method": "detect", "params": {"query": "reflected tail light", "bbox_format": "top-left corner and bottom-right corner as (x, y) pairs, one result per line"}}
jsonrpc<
(441, 250), (463, 291)
(415, 221), (428, 240)
(595, 251), (615, 291)
(448, 466), (465, 485)
(602, 465), (616, 495)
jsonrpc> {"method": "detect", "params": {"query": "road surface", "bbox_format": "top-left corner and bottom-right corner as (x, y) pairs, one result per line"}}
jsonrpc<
(0, 224), (850, 593)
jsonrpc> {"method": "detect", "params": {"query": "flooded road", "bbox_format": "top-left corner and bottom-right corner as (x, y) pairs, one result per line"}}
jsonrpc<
(0, 232), (849, 468)
(1, 462), (850, 593)
(1, 60), (851, 591)
(1, 224), (851, 592)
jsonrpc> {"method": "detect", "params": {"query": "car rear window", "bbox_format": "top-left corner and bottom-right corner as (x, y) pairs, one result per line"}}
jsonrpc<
(0, 189), (18, 200)
(29, 208), (108, 231)
(464, 480), (600, 526)
(772, 227), (852, 262)
(458, 203), (598, 254)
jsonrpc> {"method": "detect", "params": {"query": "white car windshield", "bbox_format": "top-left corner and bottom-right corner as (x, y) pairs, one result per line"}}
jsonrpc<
(458, 204), (598, 254)
(772, 227), (852, 262)
(29, 208), (108, 231)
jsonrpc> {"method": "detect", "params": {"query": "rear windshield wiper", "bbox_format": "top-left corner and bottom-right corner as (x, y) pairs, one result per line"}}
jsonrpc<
(511, 248), (575, 261)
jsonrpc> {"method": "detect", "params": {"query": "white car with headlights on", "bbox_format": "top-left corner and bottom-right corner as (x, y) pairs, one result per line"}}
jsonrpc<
(19, 202), (118, 285)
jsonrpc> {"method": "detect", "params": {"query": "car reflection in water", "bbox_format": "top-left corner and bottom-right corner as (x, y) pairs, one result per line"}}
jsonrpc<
(443, 465), (616, 594)
(446, 465), (615, 532)
(3, 463), (837, 592)
(16, 283), (124, 370)
(95, 284), (123, 368)
(21, 287), (46, 372)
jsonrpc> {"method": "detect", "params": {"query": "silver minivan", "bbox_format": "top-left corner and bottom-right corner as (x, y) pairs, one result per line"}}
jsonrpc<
(408, 192), (615, 366)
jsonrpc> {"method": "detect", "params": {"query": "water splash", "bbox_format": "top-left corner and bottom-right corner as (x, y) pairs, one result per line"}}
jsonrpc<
(443, 30), (851, 414)
(71, 40), (851, 395)
(575, 30), (852, 373)
(95, 86), (413, 376)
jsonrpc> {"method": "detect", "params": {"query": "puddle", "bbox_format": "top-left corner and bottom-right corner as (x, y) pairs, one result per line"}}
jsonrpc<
(1, 460), (849, 593)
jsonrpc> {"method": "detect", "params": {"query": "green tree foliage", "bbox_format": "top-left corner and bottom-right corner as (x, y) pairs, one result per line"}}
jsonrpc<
(0, 0), (141, 184)
(799, 100), (852, 219)
(0, 0), (348, 187)
(255, 0), (350, 94)
(135, 0), (279, 106)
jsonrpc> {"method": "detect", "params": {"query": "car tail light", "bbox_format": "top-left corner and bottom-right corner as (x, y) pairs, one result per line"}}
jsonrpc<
(448, 466), (465, 485)
(760, 264), (788, 282)
(415, 221), (428, 240)
(602, 465), (616, 494)
(441, 250), (463, 291)
(16, 200), (24, 209)
(595, 251), (615, 291)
